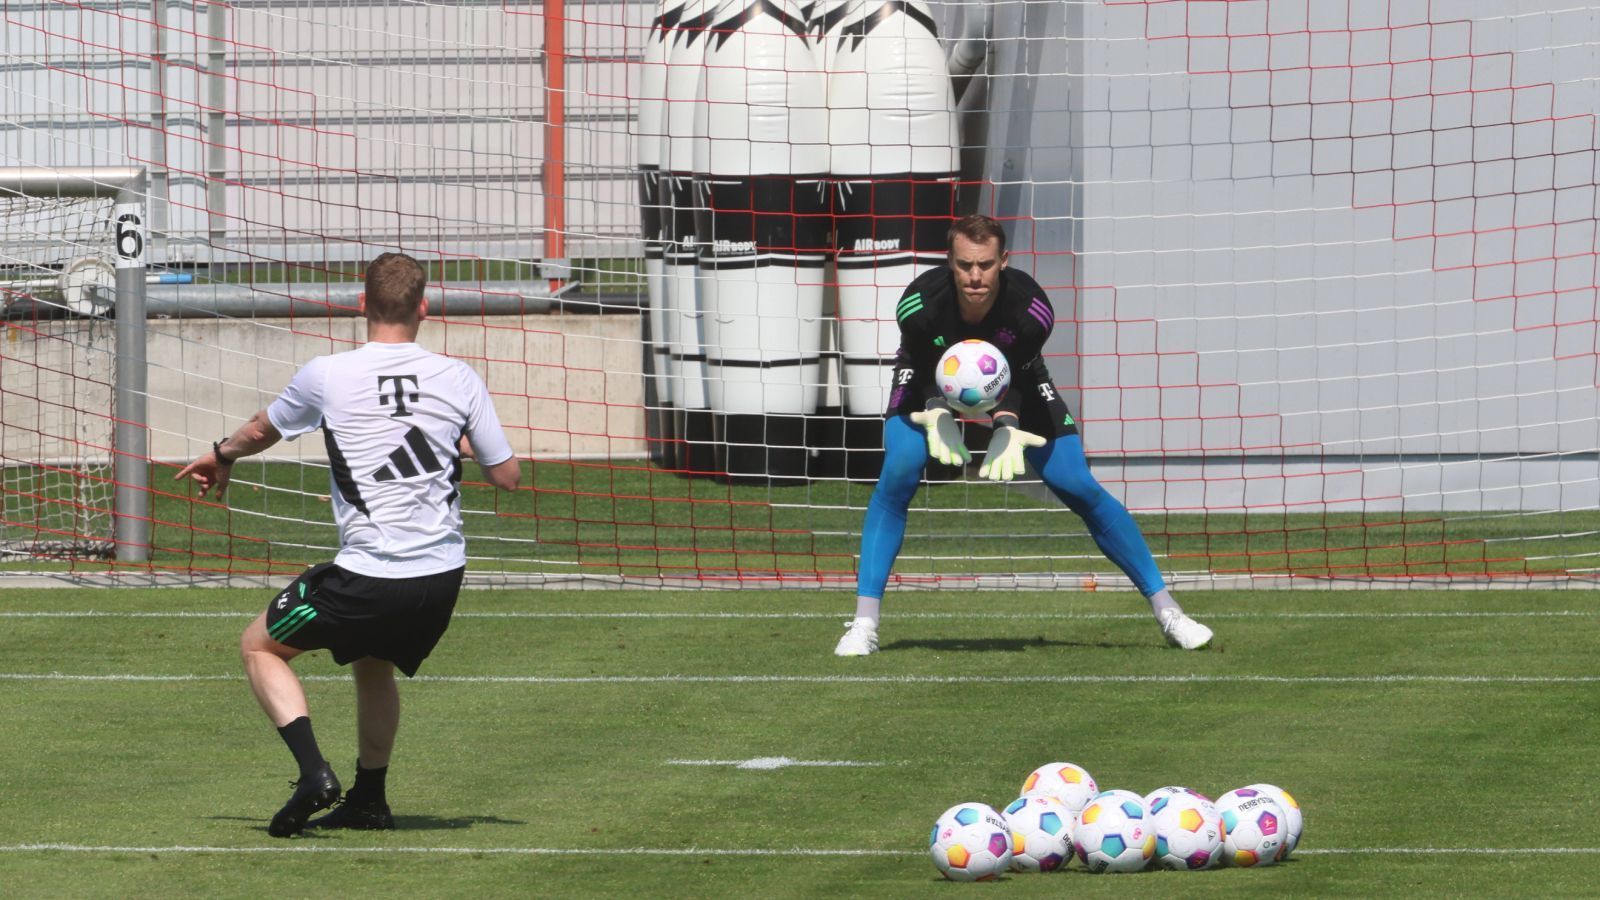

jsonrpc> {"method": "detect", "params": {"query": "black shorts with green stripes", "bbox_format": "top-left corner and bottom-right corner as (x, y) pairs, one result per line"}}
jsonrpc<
(264, 562), (466, 677)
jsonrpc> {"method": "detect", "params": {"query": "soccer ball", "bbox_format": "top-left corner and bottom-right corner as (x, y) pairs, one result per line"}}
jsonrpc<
(1145, 784), (1214, 808)
(1150, 792), (1224, 871)
(1093, 788), (1146, 808)
(1002, 794), (1073, 873)
(929, 802), (1013, 881)
(1216, 788), (1287, 867)
(936, 339), (1010, 415)
(1243, 783), (1303, 858)
(1072, 795), (1154, 873)
(1019, 762), (1098, 815)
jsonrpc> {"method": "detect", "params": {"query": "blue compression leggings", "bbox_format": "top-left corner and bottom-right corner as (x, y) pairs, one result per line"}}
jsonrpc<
(856, 414), (1168, 600)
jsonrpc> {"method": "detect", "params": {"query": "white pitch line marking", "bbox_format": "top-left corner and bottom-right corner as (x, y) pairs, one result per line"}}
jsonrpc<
(2, 843), (1600, 857)
(666, 757), (885, 770)
(0, 610), (1594, 621)
(0, 843), (905, 857)
(3, 672), (1599, 685)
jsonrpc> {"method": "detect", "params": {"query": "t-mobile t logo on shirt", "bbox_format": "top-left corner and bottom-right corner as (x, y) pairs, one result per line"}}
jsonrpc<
(378, 374), (420, 417)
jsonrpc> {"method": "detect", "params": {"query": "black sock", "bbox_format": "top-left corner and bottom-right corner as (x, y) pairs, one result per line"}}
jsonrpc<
(276, 716), (324, 778)
(348, 761), (388, 804)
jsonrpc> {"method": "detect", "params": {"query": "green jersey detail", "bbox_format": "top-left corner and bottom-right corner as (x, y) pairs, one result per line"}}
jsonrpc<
(896, 293), (924, 321)
(933, 336), (947, 348)
(1063, 412), (1075, 426)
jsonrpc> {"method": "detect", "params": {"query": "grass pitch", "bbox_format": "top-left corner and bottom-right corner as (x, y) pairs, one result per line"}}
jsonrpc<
(2, 587), (1599, 897)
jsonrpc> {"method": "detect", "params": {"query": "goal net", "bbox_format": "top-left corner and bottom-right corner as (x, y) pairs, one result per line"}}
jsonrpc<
(1, 0), (1594, 587)
(1, 191), (120, 559)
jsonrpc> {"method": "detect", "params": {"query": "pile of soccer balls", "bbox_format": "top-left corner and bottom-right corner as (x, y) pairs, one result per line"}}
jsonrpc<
(929, 761), (1303, 880)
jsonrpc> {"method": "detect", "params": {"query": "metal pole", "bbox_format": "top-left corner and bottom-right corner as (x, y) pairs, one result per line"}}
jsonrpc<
(0, 167), (150, 562)
(543, 0), (568, 283)
(113, 175), (150, 563)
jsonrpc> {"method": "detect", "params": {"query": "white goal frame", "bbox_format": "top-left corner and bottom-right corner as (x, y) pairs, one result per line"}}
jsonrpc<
(0, 167), (149, 563)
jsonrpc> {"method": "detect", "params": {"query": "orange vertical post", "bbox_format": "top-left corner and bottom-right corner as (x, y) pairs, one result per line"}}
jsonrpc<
(543, 0), (567, 287)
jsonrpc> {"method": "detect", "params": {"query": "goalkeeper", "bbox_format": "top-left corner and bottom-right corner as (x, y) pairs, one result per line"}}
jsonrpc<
(834, 215), (1213, 656)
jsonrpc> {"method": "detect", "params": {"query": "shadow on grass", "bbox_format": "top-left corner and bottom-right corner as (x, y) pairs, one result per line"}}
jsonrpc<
(879, 636), (1143, 652)
(206, 813), (528, 833)
(392, 814), (528, 831)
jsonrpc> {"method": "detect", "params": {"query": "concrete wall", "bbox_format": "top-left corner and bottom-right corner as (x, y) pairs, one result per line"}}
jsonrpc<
(3, 313), (647, 465)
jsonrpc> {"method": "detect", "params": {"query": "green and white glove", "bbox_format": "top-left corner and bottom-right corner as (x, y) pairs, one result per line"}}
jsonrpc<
(908, 407), (971, 466)
(979, 425), (1046, 481)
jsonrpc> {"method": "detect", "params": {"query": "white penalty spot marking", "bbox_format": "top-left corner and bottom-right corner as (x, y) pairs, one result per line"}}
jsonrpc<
(666, 757), (884, 770)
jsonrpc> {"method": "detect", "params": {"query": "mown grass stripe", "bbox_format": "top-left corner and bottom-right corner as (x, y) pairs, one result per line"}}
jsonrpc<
(3, 843), (1599, 857)
(4, 672), (1598, 685)
(3, 605), (1600, 621)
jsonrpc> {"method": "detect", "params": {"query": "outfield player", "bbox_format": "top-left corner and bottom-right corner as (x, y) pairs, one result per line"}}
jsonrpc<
(834, 215), (1213, 656)
(176, 252), (521, 836)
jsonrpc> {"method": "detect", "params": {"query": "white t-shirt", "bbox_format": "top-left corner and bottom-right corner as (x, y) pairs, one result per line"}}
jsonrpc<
(266, 341), (514, 577)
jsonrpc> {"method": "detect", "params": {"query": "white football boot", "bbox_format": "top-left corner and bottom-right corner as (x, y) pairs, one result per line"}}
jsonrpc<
(1158, 609), (1214, 650)
(833, 617), (879, 656)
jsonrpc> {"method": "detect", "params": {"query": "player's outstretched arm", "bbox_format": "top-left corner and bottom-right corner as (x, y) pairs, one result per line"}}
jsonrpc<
(460, 435), (521, 492)
(174, 408), (283, 499)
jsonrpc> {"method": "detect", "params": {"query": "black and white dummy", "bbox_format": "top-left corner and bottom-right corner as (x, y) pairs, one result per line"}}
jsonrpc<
(693, 0), (830, 480)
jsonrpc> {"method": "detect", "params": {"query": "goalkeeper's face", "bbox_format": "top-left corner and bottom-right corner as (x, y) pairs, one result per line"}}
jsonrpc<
(948, 233), (1008, 318)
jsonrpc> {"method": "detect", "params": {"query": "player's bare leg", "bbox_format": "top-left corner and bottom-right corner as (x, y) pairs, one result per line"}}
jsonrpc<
(353, 657), (399, 767)
(240, 614), (310, 725)
(240, 614), (340, 836)
(310, 656), (399, 830)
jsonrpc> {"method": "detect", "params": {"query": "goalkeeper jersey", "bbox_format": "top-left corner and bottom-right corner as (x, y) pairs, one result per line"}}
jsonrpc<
(267, 341), (514, 577)
(886, 266), (1056, 420)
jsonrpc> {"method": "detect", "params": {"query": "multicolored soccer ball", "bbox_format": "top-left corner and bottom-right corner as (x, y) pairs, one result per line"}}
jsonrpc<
(1144, 784), (1214, 808)
(1216, 788), (1287, 867)
(930, 802), (1013, 881)
(936, 339), (1010, 415)
(1002, 794), (1074, 873)
(1150, 791), (1224, 871)
(1093, 788), (1146, 808)
(1072, 795), (1154, 873)
(1242, 783), (1303, 858)
(1019, 762), (1098, 815)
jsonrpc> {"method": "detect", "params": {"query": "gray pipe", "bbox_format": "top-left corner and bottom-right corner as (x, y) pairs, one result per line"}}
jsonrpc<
(140, 281), (644, 318)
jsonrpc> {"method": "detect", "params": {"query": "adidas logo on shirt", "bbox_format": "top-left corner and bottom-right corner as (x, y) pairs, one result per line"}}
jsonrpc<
(373, 425), (446, 482)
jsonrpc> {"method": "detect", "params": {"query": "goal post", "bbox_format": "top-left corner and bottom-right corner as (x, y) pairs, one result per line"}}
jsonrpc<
(0, 167), (148, 564)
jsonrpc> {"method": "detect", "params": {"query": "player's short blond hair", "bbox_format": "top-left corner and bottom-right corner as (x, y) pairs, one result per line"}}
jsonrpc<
(364, 252), (427, 324)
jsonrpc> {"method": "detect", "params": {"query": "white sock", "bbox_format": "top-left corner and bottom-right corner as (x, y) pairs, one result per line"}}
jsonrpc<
(853, 595), (881, 626)
(1147, 588), (1182, 620)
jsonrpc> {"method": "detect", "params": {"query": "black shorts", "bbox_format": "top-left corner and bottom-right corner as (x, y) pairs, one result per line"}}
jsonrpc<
(264, 562), (466, 677)
(1012, 378), (1082, 439)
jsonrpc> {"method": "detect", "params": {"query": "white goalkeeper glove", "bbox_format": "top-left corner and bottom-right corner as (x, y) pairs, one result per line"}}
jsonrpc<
(979, 424), (1046, 481)
(908, 407), (971, 466)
